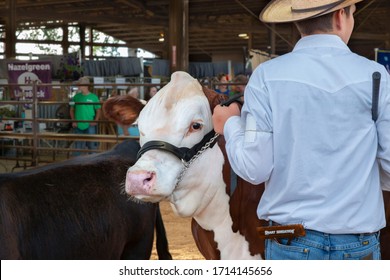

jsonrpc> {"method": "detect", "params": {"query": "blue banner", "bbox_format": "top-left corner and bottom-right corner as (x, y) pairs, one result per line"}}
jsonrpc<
(376, 49), (390, 73)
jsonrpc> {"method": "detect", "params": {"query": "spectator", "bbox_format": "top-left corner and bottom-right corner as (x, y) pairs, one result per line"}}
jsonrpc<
(232, 74), (248, 102)
(147, 86), (158, 100)
(70, 76), (101, 156)
(215, 73), (231, 96)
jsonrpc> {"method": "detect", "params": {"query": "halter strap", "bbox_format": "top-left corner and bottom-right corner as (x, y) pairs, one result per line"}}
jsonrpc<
(137, 129), (219, 162)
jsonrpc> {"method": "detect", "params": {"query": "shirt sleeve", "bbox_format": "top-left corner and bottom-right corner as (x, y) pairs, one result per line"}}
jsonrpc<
(377, 73), (390, 191)
(223, 73), (274, 185)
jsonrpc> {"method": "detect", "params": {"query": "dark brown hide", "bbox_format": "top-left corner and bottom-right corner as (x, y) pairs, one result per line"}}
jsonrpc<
(202, 86), (229, 113)
(190, 137), (266, 259)
(0, 140), (171, 260)
(382, 191), (390, 259)
(190, 86), (265, 259)
(103, 95), (145, 126)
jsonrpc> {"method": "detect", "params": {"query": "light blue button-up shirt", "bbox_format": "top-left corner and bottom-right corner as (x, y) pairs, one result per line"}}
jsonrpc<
(224, 34), (390, 234)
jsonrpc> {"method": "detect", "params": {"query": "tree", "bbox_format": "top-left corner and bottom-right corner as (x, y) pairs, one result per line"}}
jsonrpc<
(16, 23), (124, 57)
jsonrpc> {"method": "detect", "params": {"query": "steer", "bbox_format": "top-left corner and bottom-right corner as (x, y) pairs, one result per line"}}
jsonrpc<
(104, 72), (264, 260)
(103, 71), (390, 260)
(0, 140), (172, 260)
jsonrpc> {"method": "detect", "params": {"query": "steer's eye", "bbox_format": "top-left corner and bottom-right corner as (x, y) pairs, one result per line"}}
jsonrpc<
(193, 123), (202, 130)
(189, 122), (203, 132)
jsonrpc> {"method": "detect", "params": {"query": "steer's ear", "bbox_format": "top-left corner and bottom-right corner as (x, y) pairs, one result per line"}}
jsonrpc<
(103, 95), (145, 125)
(202, 86), (229, 113)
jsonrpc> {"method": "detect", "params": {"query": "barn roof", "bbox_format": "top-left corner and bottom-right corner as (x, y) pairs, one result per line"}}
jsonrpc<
(0, 0), (389, 61)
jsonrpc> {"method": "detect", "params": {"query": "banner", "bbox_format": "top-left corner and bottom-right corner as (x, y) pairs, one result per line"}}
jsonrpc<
(7, 60), (52, 99)
(375, 48), (390, 74)
(57, 51), (83, 81)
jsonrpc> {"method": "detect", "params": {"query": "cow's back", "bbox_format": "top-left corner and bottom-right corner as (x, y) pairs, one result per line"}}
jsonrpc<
(0, 140), (160, 259)
(382, 191), (390, 259)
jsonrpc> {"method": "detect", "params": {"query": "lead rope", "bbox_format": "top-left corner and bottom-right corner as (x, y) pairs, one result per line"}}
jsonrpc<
(175, 132), (220, 188)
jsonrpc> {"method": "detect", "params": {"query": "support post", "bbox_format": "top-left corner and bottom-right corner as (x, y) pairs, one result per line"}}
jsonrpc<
(5, 0), (16, 58)
(169, 0), (189, 73)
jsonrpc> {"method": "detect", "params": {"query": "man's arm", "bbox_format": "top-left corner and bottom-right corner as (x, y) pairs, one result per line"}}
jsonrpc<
(90, 108), (102, 126)
(69, 106), (77, 128)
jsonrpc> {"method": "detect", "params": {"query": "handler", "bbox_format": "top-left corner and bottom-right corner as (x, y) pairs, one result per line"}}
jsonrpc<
(212, 0), (390, 260)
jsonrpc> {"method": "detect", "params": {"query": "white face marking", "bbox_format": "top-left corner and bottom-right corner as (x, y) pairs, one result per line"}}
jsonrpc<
(125, 72), (214, 210)
(125, 72), (261, 260)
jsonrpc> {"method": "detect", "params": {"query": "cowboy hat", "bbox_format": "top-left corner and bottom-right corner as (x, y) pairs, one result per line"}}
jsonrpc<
(76, 76), (90, 85)
(260, 0), (363, 23)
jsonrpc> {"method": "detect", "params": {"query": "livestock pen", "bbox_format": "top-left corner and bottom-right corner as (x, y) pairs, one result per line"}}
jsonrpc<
(0, 77), (245, 173)
(0, 80), (156, 173)
(0, 80), (204, 260)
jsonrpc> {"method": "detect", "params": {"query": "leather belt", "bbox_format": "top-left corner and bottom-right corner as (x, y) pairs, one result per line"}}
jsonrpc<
(257, 221), (306, 242)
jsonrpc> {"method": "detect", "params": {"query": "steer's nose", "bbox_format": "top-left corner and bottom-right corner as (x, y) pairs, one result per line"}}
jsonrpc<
(125, 170), (156, 195)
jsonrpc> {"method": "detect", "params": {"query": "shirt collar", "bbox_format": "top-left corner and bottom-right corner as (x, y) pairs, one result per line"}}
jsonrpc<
(293, 34), (350, 52)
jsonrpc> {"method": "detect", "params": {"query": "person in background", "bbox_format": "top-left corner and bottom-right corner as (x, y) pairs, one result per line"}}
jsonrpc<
(70, 76), (101, 156)
(232, 74), (248, 102)
(212, 0), (390, 260)
(147, 86), (158, 100)
(215, 73), (231, 96)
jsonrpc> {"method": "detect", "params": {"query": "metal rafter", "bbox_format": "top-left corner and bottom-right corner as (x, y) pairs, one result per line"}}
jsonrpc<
(0, 0), (388, 60)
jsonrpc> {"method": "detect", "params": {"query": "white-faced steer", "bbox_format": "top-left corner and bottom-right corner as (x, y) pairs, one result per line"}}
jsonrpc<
(103, 71), (390, 260)
(104, 71), (264, 260)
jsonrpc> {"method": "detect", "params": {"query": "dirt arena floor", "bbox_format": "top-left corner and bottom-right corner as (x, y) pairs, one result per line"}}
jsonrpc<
(150, 200), (205, 260)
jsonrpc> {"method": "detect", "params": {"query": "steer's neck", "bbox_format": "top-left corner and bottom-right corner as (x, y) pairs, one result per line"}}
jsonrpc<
(194, 185), (260, 260)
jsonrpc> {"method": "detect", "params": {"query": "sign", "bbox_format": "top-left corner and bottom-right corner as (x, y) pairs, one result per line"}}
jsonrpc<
(93, 77), (105, 89)
(375, 48), (390, 74)
(115, 77), (127, 89)
(7, 61), (52, 99)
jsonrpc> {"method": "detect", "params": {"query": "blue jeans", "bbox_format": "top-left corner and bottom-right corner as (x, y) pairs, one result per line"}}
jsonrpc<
(73, 126), (98, 156)
(265, 227), (381, 260)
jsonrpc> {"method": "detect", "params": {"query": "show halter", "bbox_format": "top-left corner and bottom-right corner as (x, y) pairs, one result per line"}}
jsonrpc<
(136, 93), (243, 187)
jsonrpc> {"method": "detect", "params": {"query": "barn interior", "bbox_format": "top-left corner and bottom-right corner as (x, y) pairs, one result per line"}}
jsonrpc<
(1, 0), (390, 170)
(1, 0), (390, 266)
(0, 0), (389, 73)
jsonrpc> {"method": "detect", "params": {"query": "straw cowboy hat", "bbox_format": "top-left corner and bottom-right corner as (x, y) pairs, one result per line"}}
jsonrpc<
(260, 0), (363, 23)
(76, 76), (90, 85)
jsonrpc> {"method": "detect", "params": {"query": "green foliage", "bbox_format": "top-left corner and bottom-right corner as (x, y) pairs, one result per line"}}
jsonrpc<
(17, 24), (123, 57)
(0, 107), (16, 118)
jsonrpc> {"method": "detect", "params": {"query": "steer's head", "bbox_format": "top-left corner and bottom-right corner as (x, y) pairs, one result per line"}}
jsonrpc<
(104, 71), (228, 217)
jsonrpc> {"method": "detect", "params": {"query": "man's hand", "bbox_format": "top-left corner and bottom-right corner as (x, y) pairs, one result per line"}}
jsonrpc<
(212, 103), (240, 135)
